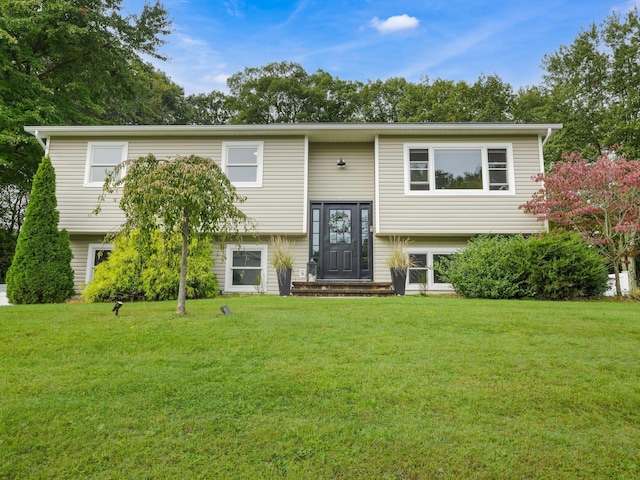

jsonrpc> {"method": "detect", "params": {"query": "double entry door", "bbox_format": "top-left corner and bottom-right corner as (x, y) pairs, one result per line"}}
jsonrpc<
(310, 202), (373, 280)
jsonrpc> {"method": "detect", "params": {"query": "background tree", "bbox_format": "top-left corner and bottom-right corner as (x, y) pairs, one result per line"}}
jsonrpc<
(399, 75), (514, 122)
(354, 78), (409, 122)
(6, 157), (74, 303)
(183, 91), (231, 125)
(521, 152), (640, 295)
(226, 61), (325, 123)
(96, 154), (249, 314)
(0, 0), (177, 250)
(541, 8), (640, 162)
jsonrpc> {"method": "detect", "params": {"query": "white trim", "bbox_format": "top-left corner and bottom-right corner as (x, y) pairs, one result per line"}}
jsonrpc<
(302, 136), (309, 233)
(84, 142), (128, 188)
(85, 243), (115, 284)
(403, 142), (515, 196)
(537, 135), (550, 232)
(374, 134), (380, 234)
(405, 247), (458, 292)
(224, 244), (268, 293)
(25, 123), (563, 141)
(221, 141), (264, 188)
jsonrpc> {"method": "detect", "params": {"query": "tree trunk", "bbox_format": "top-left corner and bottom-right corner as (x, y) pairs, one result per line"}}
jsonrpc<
(176, 217), (189, 314)
(613, 261), (622, 297)
(628, 256), (637, 290)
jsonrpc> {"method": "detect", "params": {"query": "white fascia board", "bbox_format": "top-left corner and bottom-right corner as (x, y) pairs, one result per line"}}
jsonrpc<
(24, 123), (564, 143)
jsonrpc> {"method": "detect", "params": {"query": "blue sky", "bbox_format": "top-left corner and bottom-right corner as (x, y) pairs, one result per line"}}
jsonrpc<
(123, 0), (639, 95)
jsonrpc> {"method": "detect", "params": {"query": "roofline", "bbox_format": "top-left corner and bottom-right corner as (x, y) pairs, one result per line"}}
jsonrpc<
(25, 122), (563, 143)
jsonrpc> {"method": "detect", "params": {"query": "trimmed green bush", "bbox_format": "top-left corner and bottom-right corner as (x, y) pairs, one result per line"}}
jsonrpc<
(439, 235), (532, 299)
(83, 230), (218, 302)
(6, 157), (74, 303)
(525, 232), (609, 300)
(83, 232), (144, 302)
(441, 233), (609, 300)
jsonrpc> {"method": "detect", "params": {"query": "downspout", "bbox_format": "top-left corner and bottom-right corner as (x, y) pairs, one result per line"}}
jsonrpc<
(34, 130), (50, 156)
(541, 127), (554, 148)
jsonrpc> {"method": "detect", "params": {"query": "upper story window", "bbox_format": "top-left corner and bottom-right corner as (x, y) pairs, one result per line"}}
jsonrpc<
(404, 144), (513, 195)
(222, 141), (264, 188)
(85, 142), (128, 187)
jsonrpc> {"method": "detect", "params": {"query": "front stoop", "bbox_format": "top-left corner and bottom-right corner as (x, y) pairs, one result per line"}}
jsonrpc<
(291, 281), (394, 297)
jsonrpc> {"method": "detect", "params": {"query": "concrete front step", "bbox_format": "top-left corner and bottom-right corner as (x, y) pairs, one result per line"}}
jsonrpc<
(291, 281), (394, 297)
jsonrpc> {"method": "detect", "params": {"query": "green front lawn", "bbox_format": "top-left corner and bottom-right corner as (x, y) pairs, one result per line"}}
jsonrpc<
(1, 296), (639, 479)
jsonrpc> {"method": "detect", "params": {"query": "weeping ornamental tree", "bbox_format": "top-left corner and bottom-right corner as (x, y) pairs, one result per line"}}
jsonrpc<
(6, 157), (74, 303)
(521, 153), (640, 296)
(96, 154), (249, 314)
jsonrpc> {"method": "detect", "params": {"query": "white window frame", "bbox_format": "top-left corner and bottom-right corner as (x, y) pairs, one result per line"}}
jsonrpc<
(404, 143), (515, 196)
(405, 248), (457, 292)
(222, 141), (264, 188)
(84, 142), (128, 188)
(85, 243), (115, 284)
(224, 244), (268, 293)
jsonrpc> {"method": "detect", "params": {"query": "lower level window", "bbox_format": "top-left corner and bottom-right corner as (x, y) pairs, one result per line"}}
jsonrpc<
(225, 244), (267, 293)
(86, 243), (114, 283)
(407, 250), (455, 291)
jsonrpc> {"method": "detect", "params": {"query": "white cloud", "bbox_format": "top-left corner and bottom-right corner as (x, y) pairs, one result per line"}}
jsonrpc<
(203, 72), (232, 87)
(175, 33), (208, 48)
(614, 0), (639, 12)
(224, 0), (244, 17)
(371, 14), (419, 34)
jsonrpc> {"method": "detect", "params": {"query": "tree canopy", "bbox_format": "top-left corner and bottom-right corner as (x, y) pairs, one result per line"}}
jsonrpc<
(541, 8), (640, 162)
(96, 154), (250, 314)
(0, 0), (180, 232)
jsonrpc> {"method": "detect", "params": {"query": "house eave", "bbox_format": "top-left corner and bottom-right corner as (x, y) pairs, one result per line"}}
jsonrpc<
(25, 122), (563, 144)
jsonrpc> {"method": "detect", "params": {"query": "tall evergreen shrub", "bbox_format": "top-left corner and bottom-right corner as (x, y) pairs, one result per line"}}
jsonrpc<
(6, 157), (74, 303)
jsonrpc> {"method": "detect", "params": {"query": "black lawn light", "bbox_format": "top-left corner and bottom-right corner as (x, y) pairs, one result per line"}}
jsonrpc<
(220, 305), (232, 315)
(112, 300), (123, 315)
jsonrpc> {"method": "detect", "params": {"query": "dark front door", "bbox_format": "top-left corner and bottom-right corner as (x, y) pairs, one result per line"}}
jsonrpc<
(310, 202), (372, 280)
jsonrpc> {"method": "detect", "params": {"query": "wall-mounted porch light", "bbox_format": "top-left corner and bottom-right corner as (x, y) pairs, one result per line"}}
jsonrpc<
(337, 157), (346, 167)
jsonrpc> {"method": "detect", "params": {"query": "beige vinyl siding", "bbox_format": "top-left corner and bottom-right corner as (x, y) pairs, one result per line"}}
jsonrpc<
(308, 143), (375, 202)
(68, 234), (106, 292)
(49, 136), (306, 234)
(377, 135), (545, 234)
(231, 138), (306, 233)
(49, 138), (125, 233)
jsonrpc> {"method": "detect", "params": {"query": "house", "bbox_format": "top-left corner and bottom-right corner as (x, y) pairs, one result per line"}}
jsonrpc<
(24, 123), (561, 295)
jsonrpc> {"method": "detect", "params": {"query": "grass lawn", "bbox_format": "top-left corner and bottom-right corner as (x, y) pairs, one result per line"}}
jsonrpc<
(1, 296), (640, 479)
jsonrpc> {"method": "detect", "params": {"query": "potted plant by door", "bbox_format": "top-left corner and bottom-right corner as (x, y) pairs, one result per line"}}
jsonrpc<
(386, 237), (413, 296)
(271, 236), (295, 296)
